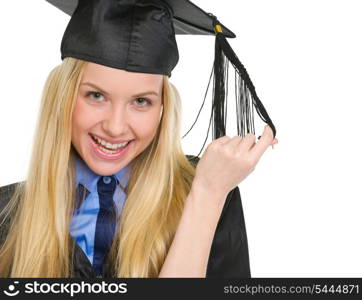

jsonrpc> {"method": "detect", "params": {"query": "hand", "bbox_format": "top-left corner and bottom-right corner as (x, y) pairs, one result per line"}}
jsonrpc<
(192, 125), (278, 198)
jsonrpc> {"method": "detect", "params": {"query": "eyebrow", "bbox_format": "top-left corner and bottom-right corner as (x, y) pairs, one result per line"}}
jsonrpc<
(80, 82), (160, 97)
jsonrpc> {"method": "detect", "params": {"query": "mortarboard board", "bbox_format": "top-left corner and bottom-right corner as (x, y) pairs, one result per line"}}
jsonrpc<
(46, 0), (276, 155)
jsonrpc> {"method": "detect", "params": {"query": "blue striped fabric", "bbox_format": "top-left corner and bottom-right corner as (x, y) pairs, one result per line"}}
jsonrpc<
(93, 175), (117, 274)
(70, 155), (130, 266)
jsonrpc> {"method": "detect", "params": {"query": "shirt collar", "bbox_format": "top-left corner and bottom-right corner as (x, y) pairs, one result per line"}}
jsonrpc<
(75, 154), (131, 193)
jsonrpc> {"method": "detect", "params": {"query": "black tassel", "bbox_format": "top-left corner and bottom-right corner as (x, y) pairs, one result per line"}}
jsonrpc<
(211, 16), (277, 140)
(182, 16), (276, 158)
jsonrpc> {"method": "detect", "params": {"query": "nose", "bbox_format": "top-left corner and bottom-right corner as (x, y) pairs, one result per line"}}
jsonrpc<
(102, 104), (129, 136)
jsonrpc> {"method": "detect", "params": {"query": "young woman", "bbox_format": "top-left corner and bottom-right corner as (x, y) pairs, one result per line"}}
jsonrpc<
(0, 0), (278, 278)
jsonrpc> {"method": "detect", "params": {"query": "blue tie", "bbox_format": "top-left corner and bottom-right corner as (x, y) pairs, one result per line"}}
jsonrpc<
(93, 175), (117, 275)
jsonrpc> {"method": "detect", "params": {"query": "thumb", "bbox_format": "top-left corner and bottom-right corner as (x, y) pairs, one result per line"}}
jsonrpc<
(257, 125), (272, 140)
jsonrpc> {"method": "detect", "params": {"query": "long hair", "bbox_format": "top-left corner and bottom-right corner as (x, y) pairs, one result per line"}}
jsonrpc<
(0, 57), (196, 277)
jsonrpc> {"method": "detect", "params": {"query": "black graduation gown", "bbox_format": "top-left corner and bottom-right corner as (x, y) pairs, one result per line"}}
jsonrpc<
(0, 156), (251, 278)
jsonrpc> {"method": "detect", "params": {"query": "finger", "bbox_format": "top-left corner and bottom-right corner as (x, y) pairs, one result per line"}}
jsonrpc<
(258, 136), (278, 143)
(237, 133), (257, 152)
(225, 134), (258, 153)
(214, 135), (231, 145)
(271, 138), (278, 145)
(223, 135), (244, 149)
(250, 125), (274, 159)
(271, 138), (279, 150)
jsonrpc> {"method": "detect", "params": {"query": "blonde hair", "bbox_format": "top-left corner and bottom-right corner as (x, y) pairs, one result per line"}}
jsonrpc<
(0, 57), (196, 277)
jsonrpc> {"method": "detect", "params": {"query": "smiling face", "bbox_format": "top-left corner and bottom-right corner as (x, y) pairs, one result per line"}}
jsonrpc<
(71, 62), (163, 176)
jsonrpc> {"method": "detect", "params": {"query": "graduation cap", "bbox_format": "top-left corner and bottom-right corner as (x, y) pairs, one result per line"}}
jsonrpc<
(46, 0), (276, 155)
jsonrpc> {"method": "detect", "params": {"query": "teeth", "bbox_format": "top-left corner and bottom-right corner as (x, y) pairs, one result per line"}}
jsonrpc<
(99, 144), (120, 154)
(92, 135), (129, 149)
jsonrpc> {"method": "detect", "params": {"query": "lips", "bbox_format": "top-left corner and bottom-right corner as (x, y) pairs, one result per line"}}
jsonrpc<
(89, 133), (132, 160)
(89, 133), (131, 150)
(89, 133), (131, 145)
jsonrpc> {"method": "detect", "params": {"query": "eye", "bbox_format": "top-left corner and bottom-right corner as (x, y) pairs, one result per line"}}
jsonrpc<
(134, 97), (151, 107)
(86, 91), (105, 102)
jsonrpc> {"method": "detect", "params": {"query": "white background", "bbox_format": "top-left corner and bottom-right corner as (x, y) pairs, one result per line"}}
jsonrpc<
(0, 0), (361, 277)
